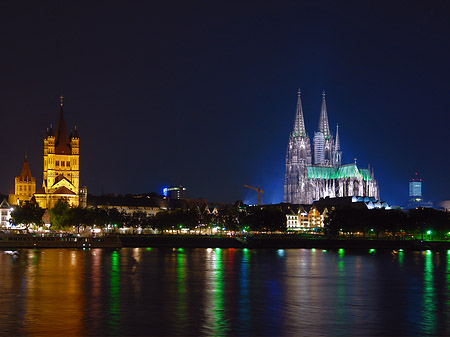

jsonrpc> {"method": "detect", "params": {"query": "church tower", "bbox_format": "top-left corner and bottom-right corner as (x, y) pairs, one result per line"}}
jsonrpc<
(313, 91), (333, 166)
(284, 89), (312, 204)
(332, 124), (342, 168)
(8, 155), (36, 205)
(35, 96), (80, 209)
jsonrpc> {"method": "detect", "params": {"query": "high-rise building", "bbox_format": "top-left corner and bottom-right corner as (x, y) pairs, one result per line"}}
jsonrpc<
(406, 173), (433, 208)
(284, 90), (380, 204)
(34, 97), (80, 208)
(409, 172), (422, 198)
(9, 155), (36, 205)
(163, 186), (187, 199)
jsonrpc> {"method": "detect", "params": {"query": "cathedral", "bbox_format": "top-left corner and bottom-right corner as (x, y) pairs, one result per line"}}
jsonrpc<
(284, 90), (380, 204)
(34, 97), (80, 208)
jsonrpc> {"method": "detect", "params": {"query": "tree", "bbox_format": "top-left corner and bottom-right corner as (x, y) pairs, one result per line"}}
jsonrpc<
(69, 206), (91, 233)
(50, 199), (71, 230)
(10, 201), (45, 231)
(243, 207), (286, 232)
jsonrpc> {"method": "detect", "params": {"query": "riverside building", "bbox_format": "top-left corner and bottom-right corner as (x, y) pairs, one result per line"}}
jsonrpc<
(34, 97), (80, 208)
(284, 90), (380, 204)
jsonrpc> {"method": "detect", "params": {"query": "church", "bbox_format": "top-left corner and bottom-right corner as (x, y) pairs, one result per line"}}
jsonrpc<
(33, 97), (81, 209)
(284, 90), (380, 204)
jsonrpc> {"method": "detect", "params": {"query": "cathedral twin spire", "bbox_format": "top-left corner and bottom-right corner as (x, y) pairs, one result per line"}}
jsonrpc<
(289, 89), (340, 167)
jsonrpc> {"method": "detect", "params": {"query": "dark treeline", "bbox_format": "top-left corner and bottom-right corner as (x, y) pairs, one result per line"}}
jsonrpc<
(9, 200), (287, 232)
(10, 200), (450, 238)
(326, 208), (450, 239)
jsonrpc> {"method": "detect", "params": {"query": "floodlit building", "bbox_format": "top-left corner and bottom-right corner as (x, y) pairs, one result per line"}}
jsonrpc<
(284, 90), (380, 204)
(406, 173), (433, 208)
(285, 205), (327, 232)
(9, 155), (36, 205)
(34, 97), (80, 208)
(0, 199), (12, 227)
(163, 186), (187, 199)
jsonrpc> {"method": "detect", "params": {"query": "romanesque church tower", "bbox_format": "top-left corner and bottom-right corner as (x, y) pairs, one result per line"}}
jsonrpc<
(8, 155), (36, 205)
(34, 97), (80, 208)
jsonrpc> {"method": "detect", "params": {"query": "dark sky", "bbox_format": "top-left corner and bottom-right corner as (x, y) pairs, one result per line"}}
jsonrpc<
(1, 1), (449, 206)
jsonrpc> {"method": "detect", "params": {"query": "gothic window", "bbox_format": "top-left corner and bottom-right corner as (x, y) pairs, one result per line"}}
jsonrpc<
(61, 161), (65, 167)
(56, 161), (59, 166)
(67, 161), (70, 167)
(19, 185), (22, 191)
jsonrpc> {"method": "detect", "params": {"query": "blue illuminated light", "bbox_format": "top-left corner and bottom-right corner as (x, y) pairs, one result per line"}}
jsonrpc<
(163, 188), (168, 197)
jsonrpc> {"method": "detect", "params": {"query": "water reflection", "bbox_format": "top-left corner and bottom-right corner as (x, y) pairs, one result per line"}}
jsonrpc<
(422, 251), (437, 334)
(0, 248), (450, 336)
(204, 248), (228, 336)
(108, 250), (120, 334)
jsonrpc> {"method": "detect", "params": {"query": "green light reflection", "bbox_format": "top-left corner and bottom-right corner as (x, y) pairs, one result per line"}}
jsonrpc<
(422, 250), (437, 334)
(205, 249), (228, 335)
(398, 250), (404, 265)
(108, 251), (120, 334)
(176, 249), (187, 329)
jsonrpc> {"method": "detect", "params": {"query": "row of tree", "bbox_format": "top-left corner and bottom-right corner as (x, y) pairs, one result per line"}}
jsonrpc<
(9, 200), (287, 232)
(325, 208), (450, 238)
(9, 200), (449, 236)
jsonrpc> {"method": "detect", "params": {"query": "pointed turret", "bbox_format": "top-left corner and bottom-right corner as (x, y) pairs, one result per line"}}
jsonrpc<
(292, 89), (307, 138)
(332, 124), (342, 168)
(318, 90), (331, 139)
(55, 95), (71, 154)
(334, 124), (340, 151)
(19, 155), (33, 181)
(73, 126), (79, 139)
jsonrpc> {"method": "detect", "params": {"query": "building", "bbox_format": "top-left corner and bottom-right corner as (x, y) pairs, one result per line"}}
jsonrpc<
(34, 97), (80, 208)
(8, 155), (36, 205)
(0, 199), (12, 228)
(163, 186), (187, 199)
(406, 173), (433, 208)
(286, 204), (325, 232)
(284, 90), (380, 204)
(409, 172), (422, 198)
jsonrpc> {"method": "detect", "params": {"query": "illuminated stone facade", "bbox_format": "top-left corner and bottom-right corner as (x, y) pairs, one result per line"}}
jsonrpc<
(34, 98), (80, 208)
(9, 156), (36, 205)
(284, 90), (380, 204)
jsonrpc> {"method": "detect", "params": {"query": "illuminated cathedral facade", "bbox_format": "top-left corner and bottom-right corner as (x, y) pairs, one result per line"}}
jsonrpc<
(34, 97), (80, 208)
(284, 90), (380, 204)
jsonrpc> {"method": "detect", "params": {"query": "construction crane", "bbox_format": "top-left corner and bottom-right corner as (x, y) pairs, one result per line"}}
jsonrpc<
(244, 184), (264, 206)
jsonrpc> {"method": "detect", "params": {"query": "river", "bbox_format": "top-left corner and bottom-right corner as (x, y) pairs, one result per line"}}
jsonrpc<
(0, 247), (449, 336)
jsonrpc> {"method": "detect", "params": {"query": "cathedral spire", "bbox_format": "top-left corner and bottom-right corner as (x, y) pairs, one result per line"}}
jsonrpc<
(318, 90), (331, 139)
(335, 124), (340, 150)
(292, 89), (307, 137)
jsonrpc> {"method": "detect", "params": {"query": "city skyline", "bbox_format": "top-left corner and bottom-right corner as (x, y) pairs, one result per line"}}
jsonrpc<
(1, 1), (449, 206)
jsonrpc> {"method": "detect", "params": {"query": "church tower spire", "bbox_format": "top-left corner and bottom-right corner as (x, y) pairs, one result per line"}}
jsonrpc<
(332, 124), (342, 168)
(335, 124), (340, 151)
(318, 90), (331, 139)
(292, 89), (307, 138)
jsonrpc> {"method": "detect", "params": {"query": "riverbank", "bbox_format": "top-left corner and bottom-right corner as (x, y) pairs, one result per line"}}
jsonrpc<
(119, 234), (450, 251)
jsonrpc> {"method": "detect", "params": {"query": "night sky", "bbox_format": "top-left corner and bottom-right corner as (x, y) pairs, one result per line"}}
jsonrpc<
(1, 1), (449, 206)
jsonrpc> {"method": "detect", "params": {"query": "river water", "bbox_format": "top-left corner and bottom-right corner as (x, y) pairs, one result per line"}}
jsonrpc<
(0, 247), (449, 336)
